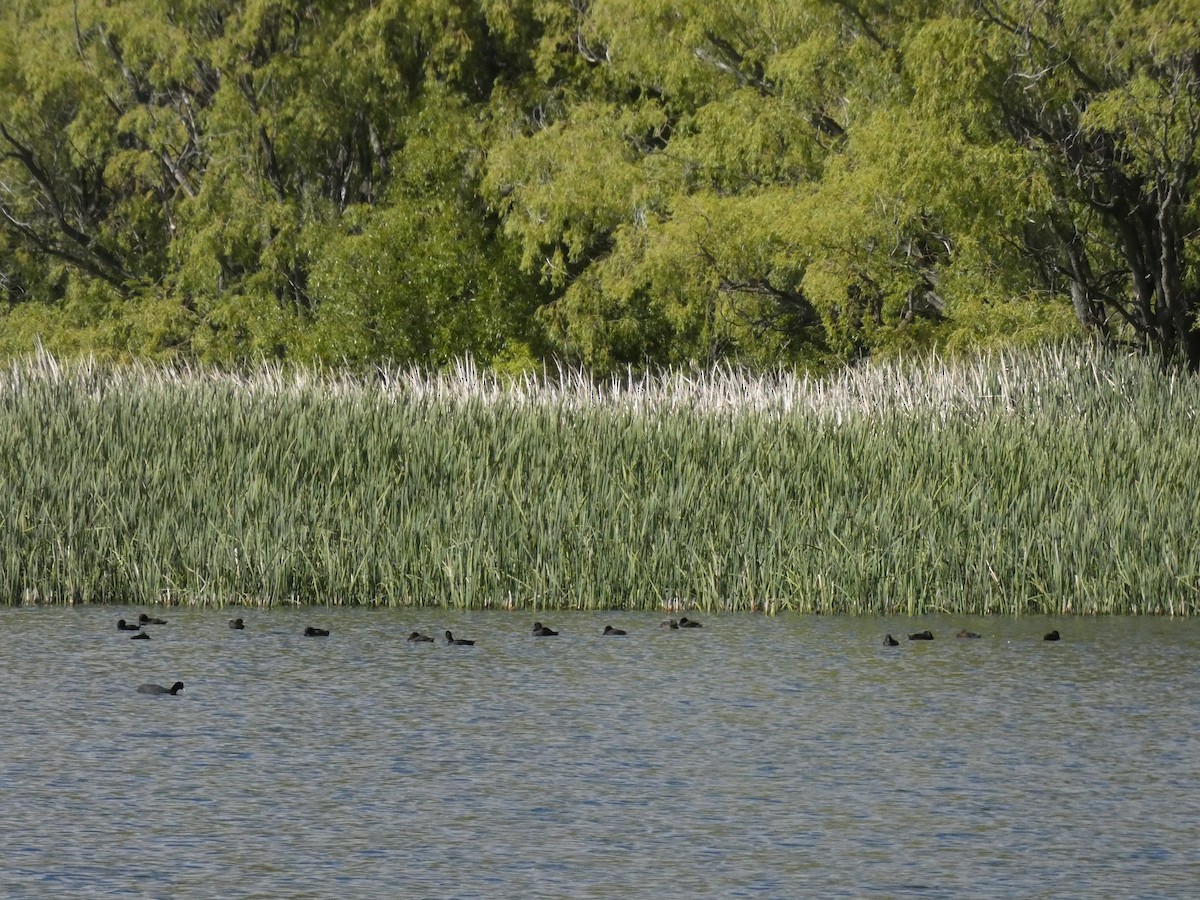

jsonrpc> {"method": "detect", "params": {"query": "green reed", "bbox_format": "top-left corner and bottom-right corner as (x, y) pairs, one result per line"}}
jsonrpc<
(2, 344), (1198, 614)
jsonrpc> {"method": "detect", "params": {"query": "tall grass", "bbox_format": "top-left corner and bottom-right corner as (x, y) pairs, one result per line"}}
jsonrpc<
(2, 344), (1197, 614)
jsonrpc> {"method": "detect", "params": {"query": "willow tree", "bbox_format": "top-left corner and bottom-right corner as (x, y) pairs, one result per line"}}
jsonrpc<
(483, 0), (857, 369)
(0, 0), (178, 344)
(974, 0), (1200, 368)
(483, 0), (1198, 370)
(0, 0), (543, 365)
(3, 1), (1196, 370)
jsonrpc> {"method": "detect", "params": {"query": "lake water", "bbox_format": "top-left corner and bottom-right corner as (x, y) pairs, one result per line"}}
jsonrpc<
(2, 607), (1198, 898)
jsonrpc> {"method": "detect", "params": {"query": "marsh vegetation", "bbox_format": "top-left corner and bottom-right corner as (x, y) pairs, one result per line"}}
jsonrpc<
(2, 344), (1196, 614)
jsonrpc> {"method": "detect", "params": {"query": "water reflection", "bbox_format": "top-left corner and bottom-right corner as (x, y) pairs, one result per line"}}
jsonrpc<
(1, 607), (1198, 897)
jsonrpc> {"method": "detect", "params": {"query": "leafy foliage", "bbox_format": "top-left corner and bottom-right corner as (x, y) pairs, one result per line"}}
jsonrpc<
(1, 0), (1197, 371)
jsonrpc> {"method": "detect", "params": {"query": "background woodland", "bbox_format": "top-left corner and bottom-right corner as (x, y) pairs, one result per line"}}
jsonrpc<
(2, 1), (1197, 373)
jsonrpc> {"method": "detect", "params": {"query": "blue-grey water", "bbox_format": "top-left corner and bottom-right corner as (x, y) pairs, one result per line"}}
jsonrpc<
(2, 607), (1199, 898)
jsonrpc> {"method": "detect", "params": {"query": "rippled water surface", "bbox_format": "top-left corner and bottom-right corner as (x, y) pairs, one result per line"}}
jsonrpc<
(2, 608), (1199, 898)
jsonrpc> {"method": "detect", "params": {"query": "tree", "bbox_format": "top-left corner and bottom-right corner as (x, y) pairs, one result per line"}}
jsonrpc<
(0, 1), (175, 297)
(1, 0), (544, 365)
(483, 0), (1198, 370)
(973, 0), (1200, 368)
(482, 0), (855, 369)
(305, 89), (543, 367)
(2, 1), (1196, 371)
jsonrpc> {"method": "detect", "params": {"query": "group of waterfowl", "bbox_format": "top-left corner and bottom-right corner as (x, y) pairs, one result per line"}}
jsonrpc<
(117, 613), (166, 632)
(117, 613), (168, 641)
(400, 617), (703, 645)
(123, 611), (1064, 697)
(883, 628), (1062, 645)
(120, 613), (700, 643)
(124, 611), (1065, 650)
(128, 612), (181, 695)
(122, 612), (708, 693)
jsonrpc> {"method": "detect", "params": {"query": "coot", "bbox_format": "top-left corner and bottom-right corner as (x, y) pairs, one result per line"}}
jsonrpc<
(137, 681), (184, 695)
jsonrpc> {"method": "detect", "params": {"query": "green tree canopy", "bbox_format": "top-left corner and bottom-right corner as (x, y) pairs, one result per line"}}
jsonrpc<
(2, 1), (1197, 371)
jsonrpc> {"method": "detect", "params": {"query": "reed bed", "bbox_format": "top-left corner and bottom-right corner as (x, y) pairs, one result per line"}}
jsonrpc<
(2, 344), (1197, 614)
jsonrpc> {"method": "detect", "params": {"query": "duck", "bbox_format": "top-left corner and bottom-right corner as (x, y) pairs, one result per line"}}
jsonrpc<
(678, 617), (703, 628)
(304, 626), (330, 637)
(229, 618), (245, 629)
(137, 681), (184, 695)
(660, 619), (679, 630)
(117, 619), (141, 632)
(445, 630), (475, 646)
(908, 630), (935, 641)
(883, 634), (899, 646)
(956, 629), (982, 639)
(139, 613), (167, 625)
(532, 621), (558, 636)
(407, 631), (434, 643)
(131, 631), (151, 640)
(1043, 630), (1061, 642)
(603, 625), (627, 636)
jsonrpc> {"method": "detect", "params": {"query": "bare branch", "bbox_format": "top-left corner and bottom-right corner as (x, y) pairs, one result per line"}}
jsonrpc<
(0, 122), (131, 288)
(825, 0), (891, 51)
